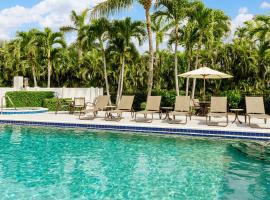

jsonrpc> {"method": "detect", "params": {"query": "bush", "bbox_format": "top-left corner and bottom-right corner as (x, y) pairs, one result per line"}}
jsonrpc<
(153, 89), (184, 107)
(43, 98), (72, 111)
(221, 90), (242, 109)
(140, 102), (146, 110)
(6, 91), (54, 108)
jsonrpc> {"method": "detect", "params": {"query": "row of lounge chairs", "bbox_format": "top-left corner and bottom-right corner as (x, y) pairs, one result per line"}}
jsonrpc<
(77, 95), (270, 127)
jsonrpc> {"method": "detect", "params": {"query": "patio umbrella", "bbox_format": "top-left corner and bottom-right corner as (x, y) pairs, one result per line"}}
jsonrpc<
(178, 67), (233, 100)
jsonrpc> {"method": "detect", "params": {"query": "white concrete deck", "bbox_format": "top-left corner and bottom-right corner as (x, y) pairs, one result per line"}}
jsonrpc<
(0, 111), (269, 134)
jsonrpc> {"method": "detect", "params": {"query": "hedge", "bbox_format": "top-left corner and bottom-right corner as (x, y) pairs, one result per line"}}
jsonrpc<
(43, 98), (72, 111)
(6, 91), (54, 108)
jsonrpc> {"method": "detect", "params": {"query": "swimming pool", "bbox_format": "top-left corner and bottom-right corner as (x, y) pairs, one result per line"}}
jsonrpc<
(0, 126), (269, 199)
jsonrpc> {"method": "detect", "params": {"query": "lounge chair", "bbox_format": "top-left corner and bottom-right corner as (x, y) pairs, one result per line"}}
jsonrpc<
(105, 95), (135, 121)
(245, 96), (270, 127)
(79, 95), (110, 120)
(168, 96), (191, 124)
(135, 96), (162, 123)
(71, 97), (86, 114)
(206, 97), (228, 126)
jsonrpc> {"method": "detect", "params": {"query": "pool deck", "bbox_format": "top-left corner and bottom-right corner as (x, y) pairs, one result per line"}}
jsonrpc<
(0, 112), (269, 140)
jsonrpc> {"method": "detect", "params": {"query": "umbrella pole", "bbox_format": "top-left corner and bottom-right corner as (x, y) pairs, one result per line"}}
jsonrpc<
(203, 76), (206, 101)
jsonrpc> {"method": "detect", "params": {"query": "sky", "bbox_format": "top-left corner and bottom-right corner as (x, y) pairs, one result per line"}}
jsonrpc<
(0, 0), (270, 43)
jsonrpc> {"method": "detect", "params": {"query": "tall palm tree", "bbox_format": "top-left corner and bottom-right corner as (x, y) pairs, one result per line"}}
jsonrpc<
(154, 0), (189, 96)
(109, 17), (146, 104)
(188, 2), (229, 99)
(181, 22), (198, 95)
(60, 9), (89, 61)
(87, 18), (111, 100)
(151, 15), (166, 88)
(92, 0), (155, 96)
(17, 29), (40, 87)
(38, 28), (66, 88)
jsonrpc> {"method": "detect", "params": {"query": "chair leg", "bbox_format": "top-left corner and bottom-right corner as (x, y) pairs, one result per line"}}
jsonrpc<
(264, 118), (267, 124)
(185, 115), (188, 124)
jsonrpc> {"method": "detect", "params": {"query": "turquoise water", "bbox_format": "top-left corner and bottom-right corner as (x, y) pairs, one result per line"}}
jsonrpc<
(0, 126), (269, 199)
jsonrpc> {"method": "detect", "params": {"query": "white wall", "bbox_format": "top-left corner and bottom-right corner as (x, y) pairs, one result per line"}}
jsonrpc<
(0, 87), (103, 107)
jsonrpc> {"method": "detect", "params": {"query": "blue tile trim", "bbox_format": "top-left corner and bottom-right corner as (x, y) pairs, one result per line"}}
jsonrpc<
(0, 119), (269, 141)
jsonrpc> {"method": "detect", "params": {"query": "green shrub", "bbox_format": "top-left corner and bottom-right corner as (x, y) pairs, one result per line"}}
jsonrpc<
(221, 90), (242, 109)
(153, 89), (184, 107)
(140, 102), (146, 110)
(43, 98), (72, 111)
(6, 91), (54, 108)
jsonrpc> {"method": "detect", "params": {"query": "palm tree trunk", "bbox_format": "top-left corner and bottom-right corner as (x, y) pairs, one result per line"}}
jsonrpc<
(47, 59), (51, 88)
(32, 64), (37, 87)
(185, 51), (191, 96)
(102, 47), (111, 105)
(47, 50), (51, 88)
(119, 55), (125, 103)
(191, 52), (199, 99)
(155, 38), (160, 90)
(191, 36), (202, 99)
(174, 24), (180, 96)
(116, 55), (125, 105)
(145, 7), (154, 96)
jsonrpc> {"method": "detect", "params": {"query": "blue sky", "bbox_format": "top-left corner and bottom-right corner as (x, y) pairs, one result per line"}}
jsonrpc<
(0, 0), (269, 41)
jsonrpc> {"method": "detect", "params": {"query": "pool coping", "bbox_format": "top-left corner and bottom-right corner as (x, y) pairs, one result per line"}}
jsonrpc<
(0, 107), (48, 115)
(0, 119), (269, 141)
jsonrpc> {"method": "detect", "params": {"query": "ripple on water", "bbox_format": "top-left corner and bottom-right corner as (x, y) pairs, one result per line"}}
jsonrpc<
(0, 126), (269, 199)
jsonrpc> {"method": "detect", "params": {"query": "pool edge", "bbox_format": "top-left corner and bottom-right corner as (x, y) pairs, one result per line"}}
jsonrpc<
(0, 119), (269, 141)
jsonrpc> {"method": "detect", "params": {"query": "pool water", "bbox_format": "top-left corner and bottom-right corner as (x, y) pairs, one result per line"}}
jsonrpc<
(0, 126), (269, 199)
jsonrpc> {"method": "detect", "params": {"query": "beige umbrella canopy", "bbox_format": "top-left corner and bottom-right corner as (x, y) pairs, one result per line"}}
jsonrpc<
(178, 67), (233, 99)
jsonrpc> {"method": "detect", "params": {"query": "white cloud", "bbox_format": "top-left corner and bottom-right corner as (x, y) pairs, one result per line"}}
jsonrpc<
(226, 7), (253, 41)
(0, 0), (104, 40)
(260, 1), (270, 9)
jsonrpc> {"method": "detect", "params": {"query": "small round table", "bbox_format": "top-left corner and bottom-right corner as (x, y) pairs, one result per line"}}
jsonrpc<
(230, 109), (244, 124)
(199, 101), (210, 116)
(161, 107), (174, 120)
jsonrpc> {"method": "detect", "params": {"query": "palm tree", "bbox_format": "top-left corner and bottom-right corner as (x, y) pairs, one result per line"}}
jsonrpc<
(247, 15), (270, 84)
(17, 29), (41, 87)
(181, 22), (198, 95)
(151, 15), (167, 90)
(38, 28), (66, 88)
(154, 0), (189, 96)
(109, 17), (146, 104)
(60, 9), (89, 61)
(188, 2), (229, 99)
(92, 0), (155, 96)
(87, 18), (111, 101)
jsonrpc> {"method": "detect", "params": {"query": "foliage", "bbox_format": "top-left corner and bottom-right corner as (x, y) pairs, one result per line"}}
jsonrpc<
(43, 98), (72, 111)
(6, 91), (54, 108)
(221, 90), (242, 109)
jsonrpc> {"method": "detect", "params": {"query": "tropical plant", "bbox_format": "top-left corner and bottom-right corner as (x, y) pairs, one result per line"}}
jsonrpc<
(108, 17), (146, 103)
(92, 0), (155, 96)
(17, 29), (41, 87)
(154, 0), (189, 96)
(38, 28), (66, 88)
